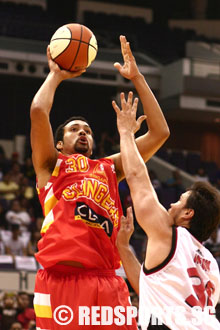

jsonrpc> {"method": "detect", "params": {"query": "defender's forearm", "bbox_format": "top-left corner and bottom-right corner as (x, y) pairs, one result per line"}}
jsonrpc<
(118, 244), (141, 295)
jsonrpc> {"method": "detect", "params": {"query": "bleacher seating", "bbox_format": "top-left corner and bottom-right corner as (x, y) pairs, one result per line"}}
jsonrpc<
(169, 150), (187, 171)
(0, 2), (66, 41)
(186, 152), (201, 175)
(1, 2), (220, 64)
(156, 148), (220, 185)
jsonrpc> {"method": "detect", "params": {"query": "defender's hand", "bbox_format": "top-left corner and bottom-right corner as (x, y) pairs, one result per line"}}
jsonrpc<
(112, 91), (146, 135)
(114, 35), (140, 81)
(116, 207), (134, 248)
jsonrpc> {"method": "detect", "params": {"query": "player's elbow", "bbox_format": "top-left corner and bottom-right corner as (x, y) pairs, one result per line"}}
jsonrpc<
(160, 125), (170, 142)
(153, 125), (170, 151)
(30, 103), (47, 120)
(30, 102), (41, 117)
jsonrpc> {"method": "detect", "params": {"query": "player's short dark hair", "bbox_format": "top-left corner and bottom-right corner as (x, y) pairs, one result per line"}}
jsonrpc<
(54, 116), (91, 147)
(186, 181), (220, 242)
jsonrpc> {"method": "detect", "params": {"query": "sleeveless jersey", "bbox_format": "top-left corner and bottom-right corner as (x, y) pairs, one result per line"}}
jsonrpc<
(35, 153), (123, 270)
(139, 227), (220, 330)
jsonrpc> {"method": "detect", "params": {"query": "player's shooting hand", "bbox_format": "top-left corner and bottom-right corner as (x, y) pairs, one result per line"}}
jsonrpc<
(114, 35), (140, 81)
(116, 207), (134, 248)
(47, 46), (86, 80)
(112, 91), (146, 134)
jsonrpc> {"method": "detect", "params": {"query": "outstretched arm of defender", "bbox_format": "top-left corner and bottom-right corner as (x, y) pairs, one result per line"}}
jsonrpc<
(111, 35), (169, 181)
(114, 92), (173, 268)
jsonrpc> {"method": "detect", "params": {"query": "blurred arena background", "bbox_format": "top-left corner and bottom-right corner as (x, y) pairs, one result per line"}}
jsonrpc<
(0, 1), (220, 328)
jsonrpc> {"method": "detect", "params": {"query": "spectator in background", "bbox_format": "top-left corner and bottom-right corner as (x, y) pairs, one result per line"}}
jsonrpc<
(165, 169), (184, 200)
(9, 321), (23, 330)
(16, 292), (35, 330)
(0, 202), (7, 229)
(6, 199), (31, 232)
(0, 292), (17, 330)
(195, 166), (209, 182)
(4, 224), (27, 257)
(9, 164), (24, 186)
(0, 172), (19, 204)
(28, 319), (36, 330)
(27, 230), (41, 256)
(29, 217), (42, 234)
(0, 235), (5, 254)
(19, 196), (36, 223)
(10, 152), (21, 167)
(19, 177), (34, 201)
(22, 158), (35, 184)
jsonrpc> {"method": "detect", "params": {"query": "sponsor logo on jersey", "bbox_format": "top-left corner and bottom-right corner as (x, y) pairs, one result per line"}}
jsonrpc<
(75, 202), (113, 237)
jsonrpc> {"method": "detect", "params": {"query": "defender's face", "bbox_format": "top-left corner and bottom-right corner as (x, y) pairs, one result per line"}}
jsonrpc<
(57, 120), (94, 157)
(168, 191), (191, 226)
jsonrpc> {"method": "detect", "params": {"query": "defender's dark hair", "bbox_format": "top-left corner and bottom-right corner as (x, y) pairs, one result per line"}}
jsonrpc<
(54, 116), (91, 146)
(186, 181), (220, 242)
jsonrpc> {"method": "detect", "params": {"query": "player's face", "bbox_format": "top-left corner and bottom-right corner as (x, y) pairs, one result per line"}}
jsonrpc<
(59, 120), (93, 157)
(168, 191), (191, 226)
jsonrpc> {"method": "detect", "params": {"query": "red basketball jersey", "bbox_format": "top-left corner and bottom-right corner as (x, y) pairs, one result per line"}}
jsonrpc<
(35, 153), (123, 269)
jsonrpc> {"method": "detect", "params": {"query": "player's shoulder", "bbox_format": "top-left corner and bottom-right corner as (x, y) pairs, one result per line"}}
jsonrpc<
(177, 227), (209, 253)
(177, 226), (196, 241)
(98, 156), (114, 164)
(96, 157), (115, 172)
(177, 226), (189, 236)
(176, 226), (198, 249)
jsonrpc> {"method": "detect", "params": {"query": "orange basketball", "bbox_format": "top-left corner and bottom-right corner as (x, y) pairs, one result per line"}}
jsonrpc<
(49, 23), (98, 72)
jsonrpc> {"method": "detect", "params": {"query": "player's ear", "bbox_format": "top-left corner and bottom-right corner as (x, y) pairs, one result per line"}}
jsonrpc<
(56, 141), (63, 151)
(183, 208), (194, 220)
(180, 208), (194, 229)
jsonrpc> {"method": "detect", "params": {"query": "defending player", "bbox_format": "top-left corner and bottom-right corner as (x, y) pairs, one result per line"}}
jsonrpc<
(30, 36), (169, 329)
(113, 91), (220, 329)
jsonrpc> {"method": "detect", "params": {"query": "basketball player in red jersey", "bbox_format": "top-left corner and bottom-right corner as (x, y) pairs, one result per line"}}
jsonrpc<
(30, 35), (169, 329)
(114, 92), (220, 329)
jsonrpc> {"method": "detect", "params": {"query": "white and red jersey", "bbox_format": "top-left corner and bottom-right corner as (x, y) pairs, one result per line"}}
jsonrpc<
(139, 226), (220, 330)
(35, 153), (123, 270)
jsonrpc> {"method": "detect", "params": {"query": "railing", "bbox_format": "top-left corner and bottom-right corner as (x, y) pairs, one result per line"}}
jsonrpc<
(189, 57), (220, 79)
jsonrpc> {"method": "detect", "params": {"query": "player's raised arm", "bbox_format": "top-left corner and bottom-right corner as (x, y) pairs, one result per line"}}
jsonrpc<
(30, 46), (85, 187)
(111, 35), (169, 181)
(113, 92), (173, 267)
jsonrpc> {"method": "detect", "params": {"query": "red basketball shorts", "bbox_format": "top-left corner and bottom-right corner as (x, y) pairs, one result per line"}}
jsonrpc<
(34, 264), (138, 330)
